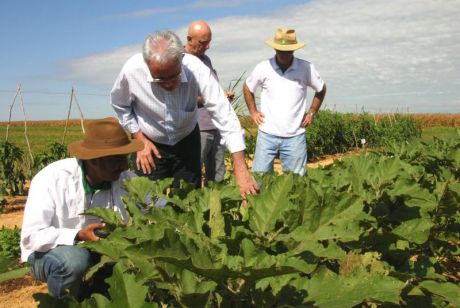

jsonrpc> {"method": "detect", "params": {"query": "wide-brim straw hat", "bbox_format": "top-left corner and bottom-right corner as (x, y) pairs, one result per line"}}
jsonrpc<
(265, 28), (305, 51)
(68, 117), (143, 160)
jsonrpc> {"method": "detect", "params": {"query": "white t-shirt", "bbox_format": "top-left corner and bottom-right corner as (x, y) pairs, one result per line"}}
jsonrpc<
(245, 57), (324, 137)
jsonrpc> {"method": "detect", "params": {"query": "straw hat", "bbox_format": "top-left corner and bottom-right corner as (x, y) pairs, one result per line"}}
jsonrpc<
(265, 28), (305, 51)
(68, 117), (143, 160)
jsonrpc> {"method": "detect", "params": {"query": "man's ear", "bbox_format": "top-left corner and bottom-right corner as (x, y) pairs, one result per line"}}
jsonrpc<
(186, 35), (192, 43)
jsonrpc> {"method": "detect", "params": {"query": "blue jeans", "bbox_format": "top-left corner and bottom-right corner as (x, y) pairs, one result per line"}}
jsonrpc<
(252, 131), (307, 176)
(27, 245), (92, 298)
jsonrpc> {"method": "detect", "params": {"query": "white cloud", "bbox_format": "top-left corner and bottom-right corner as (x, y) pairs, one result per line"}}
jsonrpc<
(100, 0), (264, 20)
(62, 0), (460, 113)
(61, 45), (137, 88)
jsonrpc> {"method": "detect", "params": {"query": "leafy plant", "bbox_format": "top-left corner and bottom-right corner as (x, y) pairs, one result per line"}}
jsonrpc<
(0, 140), (25, 196)
(33, 136), (460, 306)
(305, 110), (421, 160)
(0, 227), (21, 259)
(226, 71), (247, 116)
(30, 142), (69, 177)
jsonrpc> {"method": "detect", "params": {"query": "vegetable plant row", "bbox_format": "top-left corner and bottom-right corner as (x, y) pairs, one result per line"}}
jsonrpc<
(37, 135), (460, 307)
(244, 111), (421, 159)
(1, 111), (420, 199)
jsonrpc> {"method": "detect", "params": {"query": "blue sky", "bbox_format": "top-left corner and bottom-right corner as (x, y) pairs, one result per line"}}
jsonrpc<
(1, 0), (459, 121)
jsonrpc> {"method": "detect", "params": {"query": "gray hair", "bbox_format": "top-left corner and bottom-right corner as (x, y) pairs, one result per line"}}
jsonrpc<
(143, 30), (184, 64)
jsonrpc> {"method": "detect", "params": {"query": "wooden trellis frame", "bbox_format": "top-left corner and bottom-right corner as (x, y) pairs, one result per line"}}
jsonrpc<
(5, 84), (34, 163)
(62, 86), (85, 144)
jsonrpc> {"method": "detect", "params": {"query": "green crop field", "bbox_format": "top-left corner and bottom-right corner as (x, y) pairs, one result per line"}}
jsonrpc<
(421, 126), (459, 141)
(0, 123), (84, 154)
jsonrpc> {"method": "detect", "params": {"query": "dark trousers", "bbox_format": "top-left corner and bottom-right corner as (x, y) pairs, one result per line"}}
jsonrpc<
(132, 125), (201, 188)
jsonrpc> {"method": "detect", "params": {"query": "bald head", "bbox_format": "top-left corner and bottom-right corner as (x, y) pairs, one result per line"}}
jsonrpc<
(185, 20), (212, 56)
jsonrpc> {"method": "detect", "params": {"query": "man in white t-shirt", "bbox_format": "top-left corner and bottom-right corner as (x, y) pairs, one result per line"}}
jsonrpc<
(243, 28), (327, 175)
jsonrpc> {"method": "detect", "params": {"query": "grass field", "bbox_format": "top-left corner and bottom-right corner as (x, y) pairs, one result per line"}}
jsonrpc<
(1, 115), (458, 157)
(420, 126), (459, 141)
(0, 120), (85, 154)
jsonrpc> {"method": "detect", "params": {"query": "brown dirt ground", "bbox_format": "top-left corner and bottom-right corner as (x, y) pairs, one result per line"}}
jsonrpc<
(0, 153), (349, 305)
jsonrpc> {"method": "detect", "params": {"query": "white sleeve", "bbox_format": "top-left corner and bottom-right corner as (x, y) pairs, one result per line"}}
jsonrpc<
(308, 63), (325, 93)
(20, 173), (79, 255)
(245, 63), (263, 93)
(110, 71), (140, 134)
(194, 59), (246, 153)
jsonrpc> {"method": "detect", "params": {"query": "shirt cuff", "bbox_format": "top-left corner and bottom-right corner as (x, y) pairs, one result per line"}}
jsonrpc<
(225, 130), (246, 153)
(126, 122), (140, 134)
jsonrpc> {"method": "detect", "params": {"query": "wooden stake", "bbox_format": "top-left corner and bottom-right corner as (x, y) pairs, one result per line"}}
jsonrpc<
(17, 86), (34, 163)
(62, 87), (74, 144)
(5, 86), (20, 141)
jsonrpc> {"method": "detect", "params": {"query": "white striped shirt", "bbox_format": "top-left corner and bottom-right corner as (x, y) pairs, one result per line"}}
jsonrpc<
(110, 53), (245, 153)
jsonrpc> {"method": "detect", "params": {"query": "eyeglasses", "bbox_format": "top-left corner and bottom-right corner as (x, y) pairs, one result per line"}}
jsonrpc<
(151, 71), (181, 83)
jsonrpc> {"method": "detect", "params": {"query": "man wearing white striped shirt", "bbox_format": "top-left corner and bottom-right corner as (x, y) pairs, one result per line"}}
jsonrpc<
(111, 30), (258, 197)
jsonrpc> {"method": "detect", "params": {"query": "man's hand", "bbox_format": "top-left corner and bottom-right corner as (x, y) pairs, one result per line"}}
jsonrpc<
(132, 131), (162, 174)
(224, 90), (235, 102)
(76, 223), (105, 242)
(250, 111), (265, 126)
(232, 151), (259, 199)
(301, 112), (315, 127)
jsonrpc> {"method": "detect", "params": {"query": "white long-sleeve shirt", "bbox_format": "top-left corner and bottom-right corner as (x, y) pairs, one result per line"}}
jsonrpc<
(20, 158), (133, 262)
(110, 53), (245, 153)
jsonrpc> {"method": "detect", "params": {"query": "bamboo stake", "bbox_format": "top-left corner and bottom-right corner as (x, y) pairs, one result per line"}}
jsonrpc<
(62, 87), (74, 144)
(17, 86), (34, 163)
(5, 86), (21, 141)
(72, 89), (85, 134)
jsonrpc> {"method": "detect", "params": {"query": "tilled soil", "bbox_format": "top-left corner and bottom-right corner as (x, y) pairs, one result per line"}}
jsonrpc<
(0, 276), (47, 308)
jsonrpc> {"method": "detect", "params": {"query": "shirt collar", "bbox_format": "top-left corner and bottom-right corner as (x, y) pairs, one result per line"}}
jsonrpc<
(271, 56), (298, 73)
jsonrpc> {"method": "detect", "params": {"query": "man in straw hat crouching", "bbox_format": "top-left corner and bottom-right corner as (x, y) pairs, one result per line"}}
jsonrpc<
(20, 117), (143, 298)
(244, 28), (327, 175)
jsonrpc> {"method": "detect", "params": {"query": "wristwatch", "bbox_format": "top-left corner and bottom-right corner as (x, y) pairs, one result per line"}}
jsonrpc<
(308, 111), (316, 118)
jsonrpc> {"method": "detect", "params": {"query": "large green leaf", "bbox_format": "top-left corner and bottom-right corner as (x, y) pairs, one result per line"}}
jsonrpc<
(286, 238), (346, 260)
(177, 269), (216, 308)
(208, 189), (225, 239)
(248, 174), (296, 236)
(80, 236), (130, 260)
(293, 266), (405, 306)
(391, 218), (433, 244)
(102, 262), (150, 307)
(418, 280), (460, 306)
(293, 191), (367, 242)
(81, 207), (124, 226)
